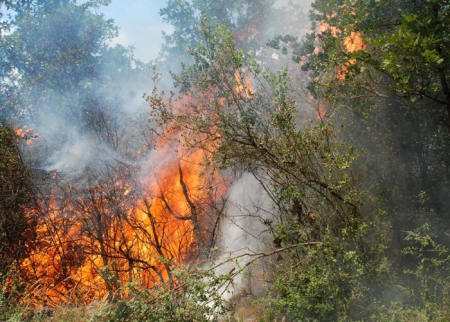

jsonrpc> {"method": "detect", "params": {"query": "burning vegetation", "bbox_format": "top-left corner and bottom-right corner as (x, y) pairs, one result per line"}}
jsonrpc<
(16, 133), (227, 307)
(2, 0), (450, 321)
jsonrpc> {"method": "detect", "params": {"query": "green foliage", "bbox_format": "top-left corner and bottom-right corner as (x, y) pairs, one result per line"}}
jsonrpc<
(264, 242), (366, 320)
(0, 124), (35, 274)
(372, 225), (450, 321)
(0, 268), (29, 322)
(262, 204), (391, 321)
(296, 0), (450, 112)
(96, 267), (231, 322)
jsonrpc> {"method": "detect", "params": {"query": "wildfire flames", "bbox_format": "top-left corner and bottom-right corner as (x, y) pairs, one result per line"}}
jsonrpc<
(16, 127), (226, 307)
(14, 126), (37, 145)
(234, 70), (254, 99)
(312, 6), (367, 118)
(336, 30), (366, 80)
(12, 53), (305, 308)
(316, 6), (366, 81)
(10, 63), (259, 307)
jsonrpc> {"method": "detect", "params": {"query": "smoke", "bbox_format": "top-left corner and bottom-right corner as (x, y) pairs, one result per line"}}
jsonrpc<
(221, 172), (273, 255)
(44, 132), (99, 175)
(22, 91), (150, 181)
(17, 55), (153, 183)
(214, 172), (274, 300)
(138, 142), (179, 189)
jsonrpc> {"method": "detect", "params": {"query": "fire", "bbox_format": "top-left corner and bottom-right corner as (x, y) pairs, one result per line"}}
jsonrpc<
(14, 33), (248, 310)
(336, 31), (366, 80)
(17, 124), (226, 307)
(234, 70), (254, 99)
(14, 126), (37, 144)
(342, 31), (366, 54)
(315, 8), (366, 80)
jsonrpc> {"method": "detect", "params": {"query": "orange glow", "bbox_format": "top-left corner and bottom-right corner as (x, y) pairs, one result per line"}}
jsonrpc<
(315, 8), (366, 80)
(342, 31), (366, 53)
(14, 126), (37, 145)
(234, 70), (254, 99)
(18, 114), (227, 308)
(316, 102), (327, 120)
(336, 31), (366, 80)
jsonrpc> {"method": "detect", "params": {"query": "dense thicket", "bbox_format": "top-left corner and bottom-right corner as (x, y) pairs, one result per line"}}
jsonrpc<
(296, 0), (450, 264)
(263, 0), (450, 319)
(0, 125), (35, 273)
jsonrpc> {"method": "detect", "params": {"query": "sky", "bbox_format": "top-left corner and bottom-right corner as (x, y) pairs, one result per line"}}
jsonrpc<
(94, 0), (171, 62)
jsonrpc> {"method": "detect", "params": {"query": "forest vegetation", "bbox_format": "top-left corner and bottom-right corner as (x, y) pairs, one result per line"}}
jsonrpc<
(1, 0), (450, 321)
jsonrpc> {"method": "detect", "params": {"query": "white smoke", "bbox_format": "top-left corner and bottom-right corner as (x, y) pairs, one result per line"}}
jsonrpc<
(214, 172), (274, 301)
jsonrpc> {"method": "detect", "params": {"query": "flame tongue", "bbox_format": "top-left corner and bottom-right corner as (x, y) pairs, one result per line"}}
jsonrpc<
(316, 8), (367, 81)
(235, 70), (254, 99)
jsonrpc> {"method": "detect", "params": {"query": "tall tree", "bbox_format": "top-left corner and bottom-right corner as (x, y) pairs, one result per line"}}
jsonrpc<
(1, 0), (117, 120)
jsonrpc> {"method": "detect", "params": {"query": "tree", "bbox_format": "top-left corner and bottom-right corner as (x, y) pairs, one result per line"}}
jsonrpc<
(277, 0), (447, 114)
(291, 0), (450, 232)
(0, 0), (118, 120)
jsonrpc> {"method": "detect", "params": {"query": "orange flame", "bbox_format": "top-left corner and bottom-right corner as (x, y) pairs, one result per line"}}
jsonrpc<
(315, 8), (366, 80)
(18, 116), (227, 308)
(14, 126), (37, 145)
(234, 70), (254, 99)
(336, 31), (366, 80)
